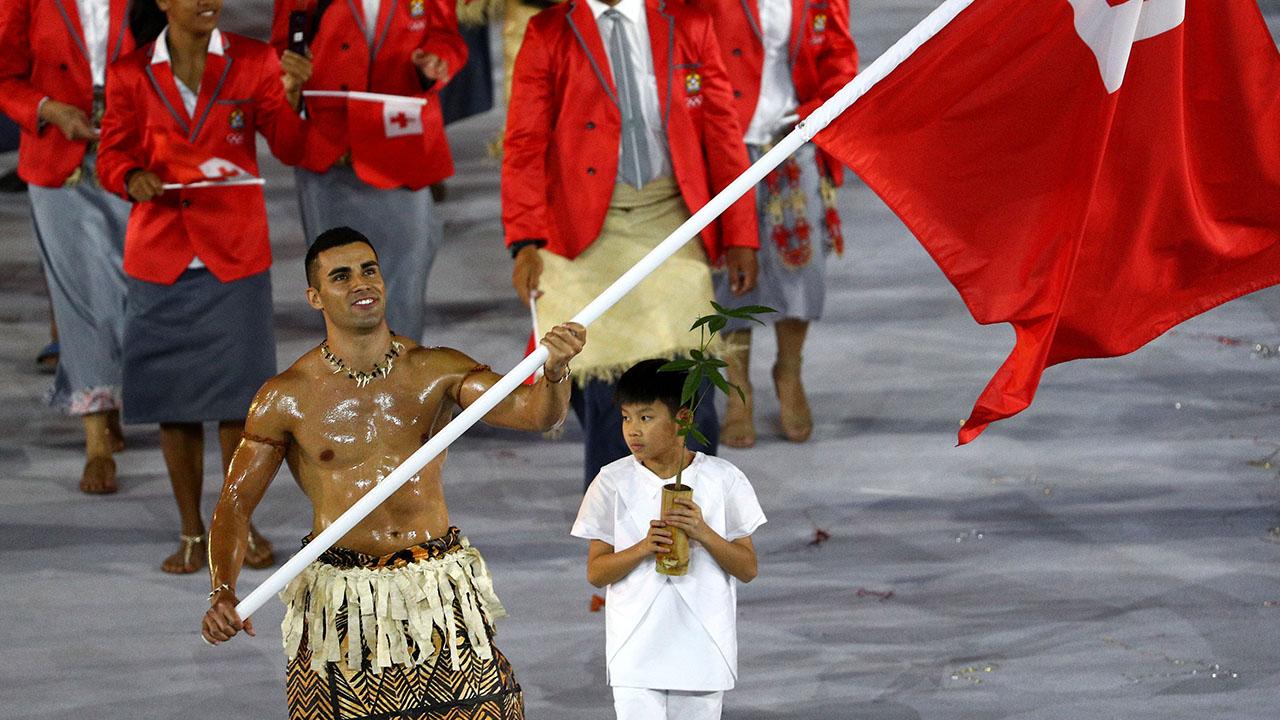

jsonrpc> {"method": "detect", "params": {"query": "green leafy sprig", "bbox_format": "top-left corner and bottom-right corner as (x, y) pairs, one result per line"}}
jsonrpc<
(659, 302), (775, 488)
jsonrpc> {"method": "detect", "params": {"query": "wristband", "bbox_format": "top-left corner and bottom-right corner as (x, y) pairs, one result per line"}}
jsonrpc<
(510, 239), (546, 259)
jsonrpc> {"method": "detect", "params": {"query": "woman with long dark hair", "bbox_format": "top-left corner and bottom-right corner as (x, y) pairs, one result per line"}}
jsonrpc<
(97, 0), (311, 573)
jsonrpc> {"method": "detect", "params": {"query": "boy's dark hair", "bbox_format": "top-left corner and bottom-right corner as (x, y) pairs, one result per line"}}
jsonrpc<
(305, 227), (378, 288)
(615, 359), (685, 417)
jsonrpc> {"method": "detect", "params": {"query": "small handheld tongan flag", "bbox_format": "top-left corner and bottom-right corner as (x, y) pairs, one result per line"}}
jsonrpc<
(346, 94), (435, 189)
(153, 130), (253, 184)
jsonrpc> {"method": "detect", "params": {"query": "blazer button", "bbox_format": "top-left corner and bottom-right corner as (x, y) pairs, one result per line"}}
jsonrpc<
(340, 84), (349, 91)
(733, 90), (743, 98)
(585, 121), (596, 130)
(732, 48), (743, 57)
(586, 167), (596, 176)
(59, 63), (69, 71)
(181, 199), (192, 208)
(341, 42), (350, 50)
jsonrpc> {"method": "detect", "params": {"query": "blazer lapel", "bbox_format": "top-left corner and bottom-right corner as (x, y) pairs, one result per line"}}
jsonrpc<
(52, 0), (90, 67)
(741, 0), (764, 44)
(567, 0), (619, 107)
(646, 0), (674, 129)
(790, 0), (810, 66)
(188, 48), (232, 143)
(370, 0), (397, 61)
(347, 0), (372, 46)
(109, 0), (131, 62)
(145, 59), (194, 136)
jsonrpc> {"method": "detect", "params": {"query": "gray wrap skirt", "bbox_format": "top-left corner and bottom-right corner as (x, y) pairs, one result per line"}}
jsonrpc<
(122, 268), (276, 424)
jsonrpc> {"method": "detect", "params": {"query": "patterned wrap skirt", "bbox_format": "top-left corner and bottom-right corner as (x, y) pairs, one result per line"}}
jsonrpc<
(713, 141), (844, 329)
(280, 528), (523, 720)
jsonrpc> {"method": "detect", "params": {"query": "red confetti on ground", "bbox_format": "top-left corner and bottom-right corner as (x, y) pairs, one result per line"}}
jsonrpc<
(809, 529), (831, 546)
(1216, 336), (1242, 346)
(855, 587), (895, 602)
(590, 594), (606, 612)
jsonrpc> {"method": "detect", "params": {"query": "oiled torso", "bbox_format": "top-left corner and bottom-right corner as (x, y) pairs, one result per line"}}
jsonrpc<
(254, 342), (479, 555)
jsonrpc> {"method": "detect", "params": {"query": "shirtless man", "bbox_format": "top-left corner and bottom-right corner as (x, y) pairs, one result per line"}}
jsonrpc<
(200, 226), (583, 720)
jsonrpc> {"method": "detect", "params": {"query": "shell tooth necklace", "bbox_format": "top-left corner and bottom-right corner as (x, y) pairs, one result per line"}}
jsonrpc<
(321, 334), (405, 388)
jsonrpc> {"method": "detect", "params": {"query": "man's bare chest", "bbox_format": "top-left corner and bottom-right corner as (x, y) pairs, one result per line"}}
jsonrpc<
(290, 387), (449, 467)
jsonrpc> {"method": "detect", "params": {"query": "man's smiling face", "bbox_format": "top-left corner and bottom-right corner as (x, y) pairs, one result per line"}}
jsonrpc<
(306, 242), (386, 331)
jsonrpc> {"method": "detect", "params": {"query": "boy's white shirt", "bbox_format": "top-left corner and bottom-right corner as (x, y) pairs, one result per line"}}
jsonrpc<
(572, 452), (767, 691)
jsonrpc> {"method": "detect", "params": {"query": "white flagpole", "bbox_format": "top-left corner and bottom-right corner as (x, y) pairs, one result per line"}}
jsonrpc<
(233, 0), (976, 622)
(161, 177), (265, 191)
(303, 90), (429, 106)
(529, 294), (544, 381)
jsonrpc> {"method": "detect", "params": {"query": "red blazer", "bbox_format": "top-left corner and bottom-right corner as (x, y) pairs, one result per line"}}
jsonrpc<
(502, 0), (757, 262)
(0, 0), (134, 187)
(695, 0), (856, 183)
(96, 33), (307, 285)
(270, 0), (467, 188)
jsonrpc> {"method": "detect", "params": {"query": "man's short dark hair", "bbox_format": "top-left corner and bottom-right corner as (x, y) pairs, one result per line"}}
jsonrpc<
(305, 227), (378, 288)
(615, 359), (685, 417)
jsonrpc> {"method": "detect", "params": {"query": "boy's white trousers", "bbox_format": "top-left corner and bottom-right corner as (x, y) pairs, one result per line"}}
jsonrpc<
(613, 687), (724, 720)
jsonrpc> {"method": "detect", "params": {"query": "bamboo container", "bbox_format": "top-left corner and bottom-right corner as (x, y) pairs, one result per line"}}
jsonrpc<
(656, 484), (693, 575)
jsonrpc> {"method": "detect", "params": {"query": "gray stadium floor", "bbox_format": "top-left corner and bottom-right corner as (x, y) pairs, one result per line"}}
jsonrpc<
(2, 2), (1279, 718)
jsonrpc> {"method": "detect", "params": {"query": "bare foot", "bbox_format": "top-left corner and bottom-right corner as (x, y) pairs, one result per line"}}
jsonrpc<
(244, 528), (275, 569)
(162, 534), (206, 574)
(720, 383), (756, 449)
(772, 364), (813, 443)
(107, 410), (125, 453)
(80, 456), (118, 494)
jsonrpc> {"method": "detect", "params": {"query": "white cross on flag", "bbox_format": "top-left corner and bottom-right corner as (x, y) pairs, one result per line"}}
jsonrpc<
(815, 0), (1280, 443)
(196, 157), (251, 182)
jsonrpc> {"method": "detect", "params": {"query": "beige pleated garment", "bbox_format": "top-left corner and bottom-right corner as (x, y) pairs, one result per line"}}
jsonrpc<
(279, 534), (505, 678)
(536, 178), (715, 384)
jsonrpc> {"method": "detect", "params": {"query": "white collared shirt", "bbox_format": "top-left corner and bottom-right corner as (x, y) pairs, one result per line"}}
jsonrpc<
(362, 0), (381, 44)
(152, 26), (226, 270)
(75, 0), (111, 87)
(572, 452), (767, 691)
(744, 0), (800, 145)
(586, 0), (672, 185)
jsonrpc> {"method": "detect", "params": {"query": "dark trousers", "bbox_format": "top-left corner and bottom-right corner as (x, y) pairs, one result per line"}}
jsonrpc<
(571, 377), (719, 491)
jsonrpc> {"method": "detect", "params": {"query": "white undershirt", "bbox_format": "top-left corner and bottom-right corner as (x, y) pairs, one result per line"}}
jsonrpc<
(744, 0), (800, 145)
(76, 0), (111, 87)
(362, 0), (381, 44)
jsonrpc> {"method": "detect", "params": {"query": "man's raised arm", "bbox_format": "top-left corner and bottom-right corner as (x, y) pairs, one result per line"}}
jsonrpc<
(457, 323), (586, 432)
(202, 379), (293, 645)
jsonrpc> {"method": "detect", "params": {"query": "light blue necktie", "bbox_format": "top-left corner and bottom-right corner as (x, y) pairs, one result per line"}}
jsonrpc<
(602, 9), (652, 189)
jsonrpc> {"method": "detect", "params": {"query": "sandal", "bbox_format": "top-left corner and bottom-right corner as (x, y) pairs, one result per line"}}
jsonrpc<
(162, 534), (206, 574)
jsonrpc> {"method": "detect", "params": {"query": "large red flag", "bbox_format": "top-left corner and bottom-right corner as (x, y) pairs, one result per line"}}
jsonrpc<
(815, 0), (1280, 444)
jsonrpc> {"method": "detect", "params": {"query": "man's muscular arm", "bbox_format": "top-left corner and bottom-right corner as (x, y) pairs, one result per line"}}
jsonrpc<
(455, 323), (586, 432)
(202, 378), (293, 645)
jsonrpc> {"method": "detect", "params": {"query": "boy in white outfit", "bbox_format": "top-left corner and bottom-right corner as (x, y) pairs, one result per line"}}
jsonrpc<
(572, 359), (767, 720)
